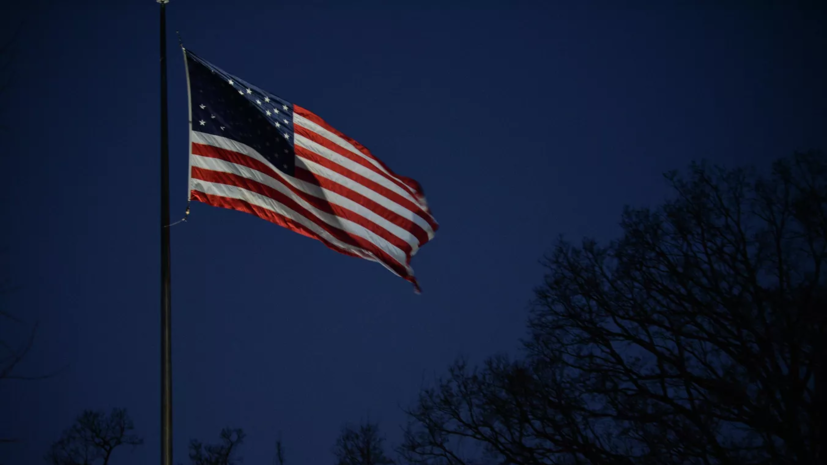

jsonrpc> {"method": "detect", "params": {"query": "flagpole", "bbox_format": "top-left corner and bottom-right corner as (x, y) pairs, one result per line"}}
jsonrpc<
(158, 1), (173, 465)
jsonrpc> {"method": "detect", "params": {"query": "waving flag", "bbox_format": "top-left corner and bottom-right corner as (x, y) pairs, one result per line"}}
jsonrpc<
(183, 50), (438, 291)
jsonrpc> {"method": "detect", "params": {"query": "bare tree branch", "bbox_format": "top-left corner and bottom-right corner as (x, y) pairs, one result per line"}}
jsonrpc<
(400, 151), (826, 465)
(334, 420), (395, 465)
(187, 427), (245, 465)
(45, 408), (143, 465)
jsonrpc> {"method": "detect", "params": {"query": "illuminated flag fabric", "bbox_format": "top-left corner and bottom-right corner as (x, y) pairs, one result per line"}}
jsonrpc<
(184, 50), (438, 291)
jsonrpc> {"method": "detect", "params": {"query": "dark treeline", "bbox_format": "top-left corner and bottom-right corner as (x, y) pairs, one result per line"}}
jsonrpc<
(398, 152), (825, 465)
(44, 151), (825, 464)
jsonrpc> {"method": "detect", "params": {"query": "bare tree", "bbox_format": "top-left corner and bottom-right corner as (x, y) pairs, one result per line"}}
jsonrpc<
(333, 420), (395, 465)
(400, 151), (826, 465)
(45, 408), (143, 465)
(187, 428), (245, 465)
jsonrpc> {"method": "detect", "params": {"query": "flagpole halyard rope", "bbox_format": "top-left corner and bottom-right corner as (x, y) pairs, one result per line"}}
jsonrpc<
(165, 205), (189, 228)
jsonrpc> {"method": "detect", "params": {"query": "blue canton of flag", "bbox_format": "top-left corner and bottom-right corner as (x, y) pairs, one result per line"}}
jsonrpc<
(187, 51), (296, 176)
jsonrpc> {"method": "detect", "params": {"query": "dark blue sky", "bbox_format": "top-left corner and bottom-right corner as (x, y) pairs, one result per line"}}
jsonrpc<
(1, 2), (825, 464)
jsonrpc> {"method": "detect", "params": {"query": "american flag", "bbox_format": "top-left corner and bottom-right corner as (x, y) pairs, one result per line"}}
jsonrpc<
(184, 49), (438, 292)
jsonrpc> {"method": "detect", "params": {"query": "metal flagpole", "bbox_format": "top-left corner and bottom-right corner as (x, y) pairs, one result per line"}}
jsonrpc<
(158, 1), (173, 465)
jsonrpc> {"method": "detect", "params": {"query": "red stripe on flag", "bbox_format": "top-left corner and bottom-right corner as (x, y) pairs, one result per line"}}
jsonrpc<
(191, 190), (363, 259)
(292, 169), (430, 246)
(192, 142), (431, 246)
(193, 142), (273, 179)
(191, 167), (413, 278)
(294, 125), (424, 207)
(192, 190), (327, 244)
(295, 146), (440, 233)
(192, 190), (421, 291)
(192, 164), (414, 256)
(294, 105), (433, 212)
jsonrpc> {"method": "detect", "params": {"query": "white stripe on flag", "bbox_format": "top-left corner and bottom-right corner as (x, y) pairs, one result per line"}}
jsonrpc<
(293, 114), (411, 190)
(295, 157), (435, 240)
(191, 130), (435, 239)
(192, 154), (416, 261)
(191, 178), (414, 278)
(294, 134), (420, 205)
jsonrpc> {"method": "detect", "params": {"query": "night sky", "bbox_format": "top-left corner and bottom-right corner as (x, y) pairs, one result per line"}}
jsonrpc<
(1, 2), (825, 465)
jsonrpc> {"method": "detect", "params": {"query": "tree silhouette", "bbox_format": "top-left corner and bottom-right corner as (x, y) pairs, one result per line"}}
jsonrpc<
(187, 428), (245, 465)
(333, 420), (394, 465)
(45, 408), (143, 465)
(400, 151), (826, 465)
